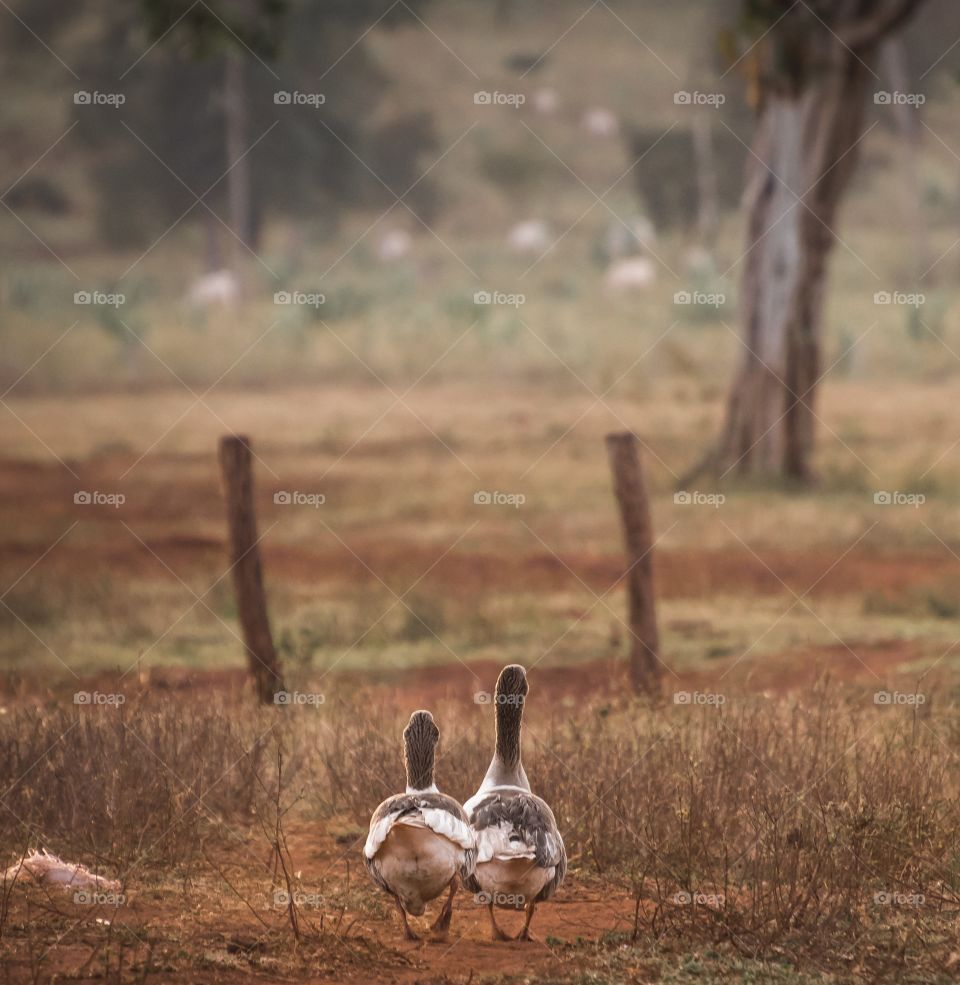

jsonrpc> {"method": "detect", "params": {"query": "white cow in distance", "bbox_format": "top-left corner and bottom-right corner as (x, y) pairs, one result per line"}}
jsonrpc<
(507, 219), (553, 255)
(532, 86), (560, 115)
(377, 229), (413, 262)
(187, 269), (239, 308)
(603, 256), (656, 294)
(582, 107), (619, 138)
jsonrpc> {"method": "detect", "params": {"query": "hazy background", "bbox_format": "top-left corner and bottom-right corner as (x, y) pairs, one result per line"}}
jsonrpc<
(5, 5), (960, 980)
(2, 0), (960, 686)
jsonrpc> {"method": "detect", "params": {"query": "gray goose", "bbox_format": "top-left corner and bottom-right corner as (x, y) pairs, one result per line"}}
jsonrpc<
(464, 664), (566, 941)
(363, 710), (476, 941)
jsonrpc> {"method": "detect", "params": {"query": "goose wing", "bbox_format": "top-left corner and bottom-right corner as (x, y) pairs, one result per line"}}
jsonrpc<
(364, 792), (477, 888)
(466, 791), (566, 901)
(365, 792), (477, 893)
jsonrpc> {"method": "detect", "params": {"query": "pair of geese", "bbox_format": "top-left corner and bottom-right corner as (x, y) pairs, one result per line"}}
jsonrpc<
(363, 664), (566, 942)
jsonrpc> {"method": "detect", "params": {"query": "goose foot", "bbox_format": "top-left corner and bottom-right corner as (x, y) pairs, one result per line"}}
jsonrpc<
(393, 895), (420, 942)
(429, 876), (458, 942)
(514, 901), (537, 942)
(487, 903), (512, 942)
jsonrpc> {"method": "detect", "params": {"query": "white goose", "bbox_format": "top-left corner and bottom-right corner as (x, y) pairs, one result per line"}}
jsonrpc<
(464, 665), (566, 941)
(364, 710), (476, 941)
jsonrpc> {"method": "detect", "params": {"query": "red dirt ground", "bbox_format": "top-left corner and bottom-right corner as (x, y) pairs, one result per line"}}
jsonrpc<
(3, 825), (641, 985)
(2, 458), (954, 603)
(5, 634), (936, 719)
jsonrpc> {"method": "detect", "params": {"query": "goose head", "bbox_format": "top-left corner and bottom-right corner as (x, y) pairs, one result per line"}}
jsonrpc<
(491, 664), (530, 788)
(403, 709), (440, 793)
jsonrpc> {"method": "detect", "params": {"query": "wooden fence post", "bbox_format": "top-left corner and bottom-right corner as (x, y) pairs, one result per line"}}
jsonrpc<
(218, 435), (284, 703)
(605, 431), (662, 695)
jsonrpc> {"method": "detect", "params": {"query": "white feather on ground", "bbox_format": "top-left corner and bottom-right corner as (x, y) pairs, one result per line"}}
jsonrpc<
(2, 850), (120, 890)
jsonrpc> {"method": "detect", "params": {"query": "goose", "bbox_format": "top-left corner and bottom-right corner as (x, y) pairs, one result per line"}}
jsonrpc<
(364, 710), (476, 942)
(464, 665), (566, 941)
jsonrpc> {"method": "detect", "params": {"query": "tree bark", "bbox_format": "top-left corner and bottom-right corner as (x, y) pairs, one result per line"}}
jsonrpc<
(718, 70), (869, 481)
(605, 432), (662, 695)
(702, 0), (925, 483)
(218, 435), (284, 704)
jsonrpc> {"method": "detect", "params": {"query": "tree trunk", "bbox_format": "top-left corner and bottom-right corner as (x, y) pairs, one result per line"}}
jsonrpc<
(694, 0), (926, 484)
(605, 432), (662, 695)
(712, 56), (872, 482)
(218, 435), (284, 704)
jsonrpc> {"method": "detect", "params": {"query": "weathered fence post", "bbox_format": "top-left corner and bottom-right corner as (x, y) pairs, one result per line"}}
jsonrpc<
(218, 435), (284, 704)
(605, 431), (662, 695)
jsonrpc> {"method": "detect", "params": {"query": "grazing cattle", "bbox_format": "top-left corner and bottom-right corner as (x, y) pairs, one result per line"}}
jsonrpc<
(187, 269), (239, 308)
(532, 86), (559, 115)
(507, 219), (552, 255)
(377, 229), (413, 261)
(581, 107), (619, 137)
(603, 256), (657, 294)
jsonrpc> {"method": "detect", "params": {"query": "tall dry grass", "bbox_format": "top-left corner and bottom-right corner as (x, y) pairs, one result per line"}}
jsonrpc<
(1, 683), (958, 972)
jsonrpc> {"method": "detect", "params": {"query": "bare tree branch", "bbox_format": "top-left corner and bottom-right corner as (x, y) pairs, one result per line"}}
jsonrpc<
(838, 0), (927, 50)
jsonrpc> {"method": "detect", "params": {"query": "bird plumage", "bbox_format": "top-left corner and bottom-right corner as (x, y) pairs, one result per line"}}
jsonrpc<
(363, 710), (475, 939)
(464, 665), (566, 939)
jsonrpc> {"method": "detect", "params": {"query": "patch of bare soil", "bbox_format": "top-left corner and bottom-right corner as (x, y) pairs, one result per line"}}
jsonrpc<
(5, 636), (937, 711)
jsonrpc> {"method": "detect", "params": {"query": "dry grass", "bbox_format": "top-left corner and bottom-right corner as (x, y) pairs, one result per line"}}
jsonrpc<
(1, 682), (958, 981)
(3, 5), (960, 980)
